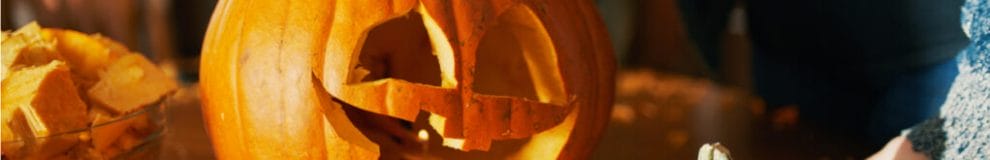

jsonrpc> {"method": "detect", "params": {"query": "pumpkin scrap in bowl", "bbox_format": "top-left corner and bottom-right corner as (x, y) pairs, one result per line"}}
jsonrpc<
(1, 22), (178, 159)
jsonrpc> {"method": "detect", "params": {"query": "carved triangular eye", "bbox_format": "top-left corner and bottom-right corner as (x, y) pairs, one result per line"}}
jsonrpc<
(472, 5), (567, 105)
(353, 12), (442, 87)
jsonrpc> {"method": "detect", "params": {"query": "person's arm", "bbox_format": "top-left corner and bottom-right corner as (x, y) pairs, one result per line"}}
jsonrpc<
(869, 136), (929, 160)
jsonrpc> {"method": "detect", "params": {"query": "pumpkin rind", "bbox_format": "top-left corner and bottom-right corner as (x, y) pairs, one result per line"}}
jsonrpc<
(200, 0), (349, 159)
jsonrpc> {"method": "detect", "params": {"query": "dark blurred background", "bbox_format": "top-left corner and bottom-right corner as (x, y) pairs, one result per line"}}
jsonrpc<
(2, 0), (214, 82)
(2, 0), (969, 159)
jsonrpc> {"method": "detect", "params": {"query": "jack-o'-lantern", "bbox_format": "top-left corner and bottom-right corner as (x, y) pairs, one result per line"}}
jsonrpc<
(199, 0), (614, 159)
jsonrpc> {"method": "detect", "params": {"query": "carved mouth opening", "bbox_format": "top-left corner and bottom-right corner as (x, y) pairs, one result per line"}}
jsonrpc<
(339, 102), (531, 159)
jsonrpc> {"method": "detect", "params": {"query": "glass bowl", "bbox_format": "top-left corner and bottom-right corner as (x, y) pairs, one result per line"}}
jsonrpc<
(2, 98), (168, 159)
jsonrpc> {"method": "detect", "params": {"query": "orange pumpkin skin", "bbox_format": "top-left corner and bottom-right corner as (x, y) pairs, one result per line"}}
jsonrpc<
(201, 0), (614, 159)
(551, 2), (616, 158)
(199, 0), (334, 159)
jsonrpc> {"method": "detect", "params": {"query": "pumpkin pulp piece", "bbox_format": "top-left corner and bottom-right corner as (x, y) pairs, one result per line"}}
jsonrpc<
(42, 29), (132, 93)
(87, 54), (177, 114)
(1, 22), (61, 82)
(44, 29), (113, 84)
(89, 113), (132, 153)
(2, 60), (89, 140)
(2, 23), (61, 142)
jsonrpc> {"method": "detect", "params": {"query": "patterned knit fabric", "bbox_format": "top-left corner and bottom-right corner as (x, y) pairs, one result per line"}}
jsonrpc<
(907, 0), (990, 159)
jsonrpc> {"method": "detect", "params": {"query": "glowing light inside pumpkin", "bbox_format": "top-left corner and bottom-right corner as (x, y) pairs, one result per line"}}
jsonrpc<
(418, 129), (429, 142)
(418, 3), (458, 88)
(473, 5), (567, 105)
(442, 138), (466, 150)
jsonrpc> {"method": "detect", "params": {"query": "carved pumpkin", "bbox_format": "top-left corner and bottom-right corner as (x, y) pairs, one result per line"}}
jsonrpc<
(200, 0), (614, 159)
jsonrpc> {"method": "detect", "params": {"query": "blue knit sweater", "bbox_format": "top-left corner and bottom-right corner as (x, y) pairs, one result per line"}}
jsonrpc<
(906, 0), (990, 159)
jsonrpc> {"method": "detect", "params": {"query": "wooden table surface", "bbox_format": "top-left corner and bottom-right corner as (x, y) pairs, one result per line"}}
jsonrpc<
(158, 84), (215, 159)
